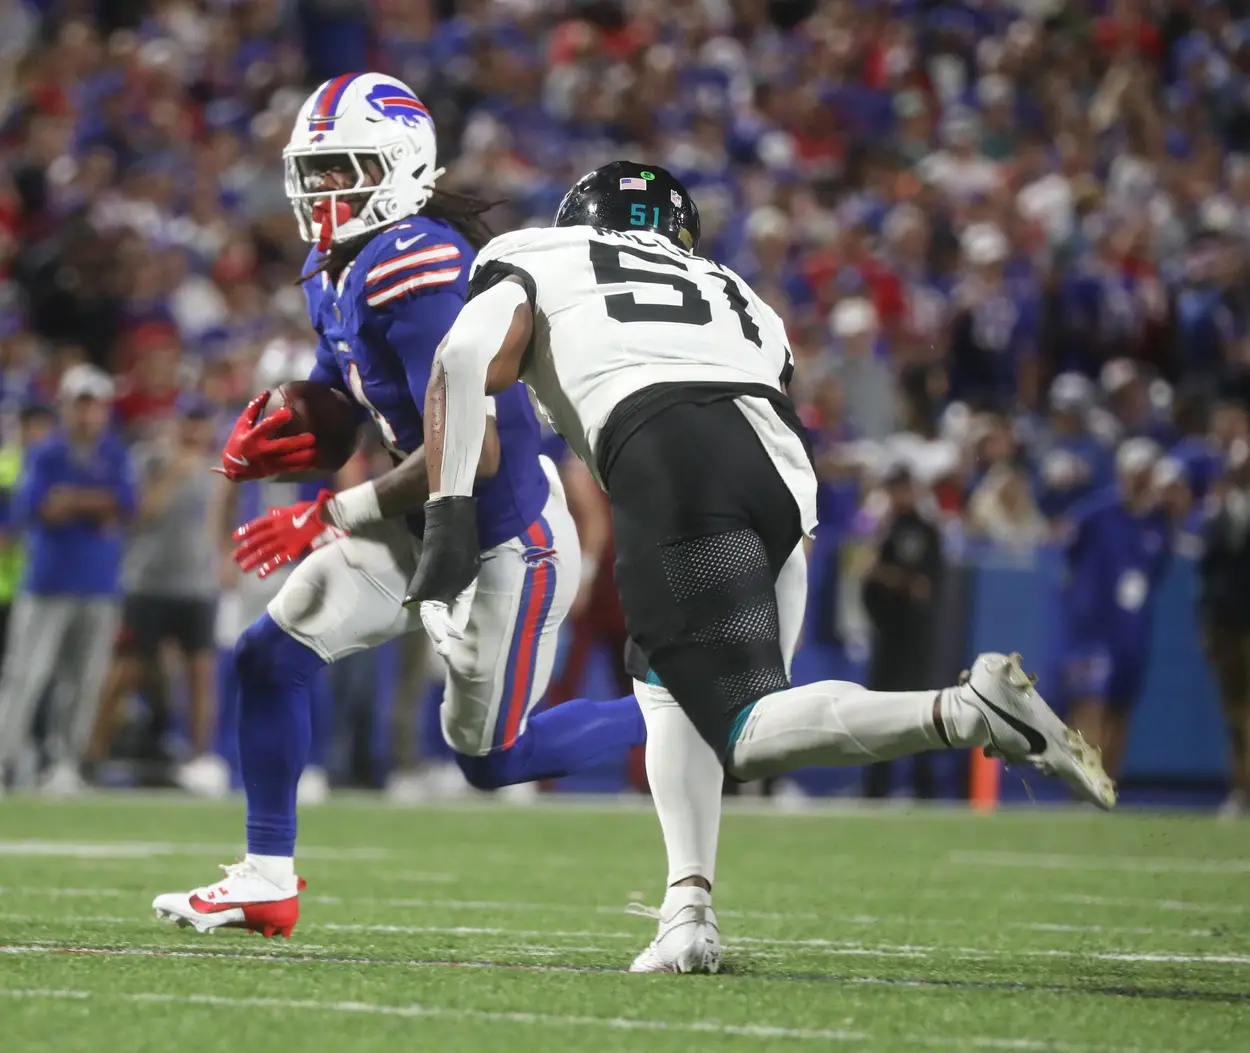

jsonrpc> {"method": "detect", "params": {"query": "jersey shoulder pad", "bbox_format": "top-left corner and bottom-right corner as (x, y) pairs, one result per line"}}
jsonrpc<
(473, 227), (554, 269)
(355, 218), (470, 311)
(467, 227), (557, 305)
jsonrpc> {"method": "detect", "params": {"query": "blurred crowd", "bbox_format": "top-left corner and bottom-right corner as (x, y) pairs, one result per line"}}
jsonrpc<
(2, 0), (1250, 796)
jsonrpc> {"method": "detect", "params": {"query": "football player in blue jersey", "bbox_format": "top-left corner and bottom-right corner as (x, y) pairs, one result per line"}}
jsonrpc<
(153, 73), (645, 938)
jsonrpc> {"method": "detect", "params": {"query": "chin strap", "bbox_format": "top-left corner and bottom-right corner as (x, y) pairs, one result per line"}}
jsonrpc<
(311, 199), (354, 252)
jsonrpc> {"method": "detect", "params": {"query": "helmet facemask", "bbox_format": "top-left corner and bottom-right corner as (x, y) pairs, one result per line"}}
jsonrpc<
(284, 141), (443, 251)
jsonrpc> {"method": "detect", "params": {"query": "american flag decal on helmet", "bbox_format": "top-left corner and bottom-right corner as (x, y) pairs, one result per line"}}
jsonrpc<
(364, 84), (431, 129)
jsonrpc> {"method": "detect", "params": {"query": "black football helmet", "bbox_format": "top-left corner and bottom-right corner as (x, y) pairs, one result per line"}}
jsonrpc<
(553, 161), (700, 252)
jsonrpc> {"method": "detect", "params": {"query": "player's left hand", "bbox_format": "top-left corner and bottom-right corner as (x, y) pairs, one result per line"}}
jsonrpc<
(404, 495), (480, 608)
(233, 489), (343, 578)
(215, 392), (319, 482)
(418, 600), (461, 659)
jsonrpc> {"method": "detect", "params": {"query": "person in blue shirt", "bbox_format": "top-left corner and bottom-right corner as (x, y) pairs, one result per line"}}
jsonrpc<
(1061, 438), (1187, 781)
(1170, 389), (1249, 505)
(152, 74), (644, 938)
(946, 223), (1040, 410)
(0, 364), (135, 793)
(1035, 373), (1114, 521)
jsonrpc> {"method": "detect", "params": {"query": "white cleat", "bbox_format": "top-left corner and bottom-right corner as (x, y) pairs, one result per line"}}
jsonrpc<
(387, 763), (477, 804)
(176, 754), (230, 798)
(628, 887), (722, 974)
(153, 860), (305, 938)
(497, 780), (540, 804)
(959, 652), (1117, 810)
(297, 766), (330, 806)
(1218, 790), (1246, 820)
(40, 761), (83, 797)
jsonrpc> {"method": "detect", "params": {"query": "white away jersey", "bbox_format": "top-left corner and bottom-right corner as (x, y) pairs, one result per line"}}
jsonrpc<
(469, 224), (817, 533)
(470, 225), (792, 464)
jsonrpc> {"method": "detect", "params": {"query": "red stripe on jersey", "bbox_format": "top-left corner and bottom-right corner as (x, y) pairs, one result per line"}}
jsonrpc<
(365, 267), (462, 307)
(365, 244), (460, 286)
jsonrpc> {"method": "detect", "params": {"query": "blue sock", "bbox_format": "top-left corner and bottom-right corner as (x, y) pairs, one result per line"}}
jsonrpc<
(419, 680), (454, 763)
(236, 613), (327, 857)
(306, 670), (332, 770)
(455, 694), (645, 791)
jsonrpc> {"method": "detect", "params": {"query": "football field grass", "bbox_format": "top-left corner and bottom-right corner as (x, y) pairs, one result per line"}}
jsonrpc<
(0, 795), (1246, 1052)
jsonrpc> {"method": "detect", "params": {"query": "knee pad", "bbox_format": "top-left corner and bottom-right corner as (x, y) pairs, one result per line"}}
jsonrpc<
(234, 614), (283, 683)
(453, 750), (508, 791)
(645, 531), (789, 759)
(234, 613), (324, 693)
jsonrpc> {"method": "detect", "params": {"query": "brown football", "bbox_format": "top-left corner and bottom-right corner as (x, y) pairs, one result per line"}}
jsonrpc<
(271, 380), (361, 474)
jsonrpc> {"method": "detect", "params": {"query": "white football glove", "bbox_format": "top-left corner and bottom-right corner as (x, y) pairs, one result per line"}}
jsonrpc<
(419, 600), (462, 659)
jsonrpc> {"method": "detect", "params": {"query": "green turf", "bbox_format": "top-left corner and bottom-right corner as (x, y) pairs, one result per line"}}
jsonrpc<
(0, 796), (1247, 1052)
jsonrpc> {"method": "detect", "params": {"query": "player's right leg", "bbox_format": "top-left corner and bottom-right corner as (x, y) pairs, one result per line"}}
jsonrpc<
(609, 399), (1114, 971)
(153, 520), (423, 937)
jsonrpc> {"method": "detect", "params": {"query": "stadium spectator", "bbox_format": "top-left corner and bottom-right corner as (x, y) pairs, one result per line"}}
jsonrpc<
(862, 462), (943, 800)
(1198, 440), (1250, 818)
(967, 455), (1050, 552)
(0, 400), (55, 676)
(87, 394), (224, 794)
(830, 297), (896, 441)
(1060, 439), (1189, 781)
(0, 364), (133, 793)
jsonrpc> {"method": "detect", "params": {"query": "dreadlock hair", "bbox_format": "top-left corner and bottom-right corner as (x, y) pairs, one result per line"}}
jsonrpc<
(297, 186), (504, 286)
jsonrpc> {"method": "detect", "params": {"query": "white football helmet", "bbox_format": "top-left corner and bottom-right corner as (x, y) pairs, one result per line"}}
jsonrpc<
(284, 72), (444, 248)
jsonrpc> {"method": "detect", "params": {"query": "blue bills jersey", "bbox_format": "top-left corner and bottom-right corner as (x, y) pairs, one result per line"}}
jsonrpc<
(300, 215), (549, 549)
(1060, 489), (1172, 708)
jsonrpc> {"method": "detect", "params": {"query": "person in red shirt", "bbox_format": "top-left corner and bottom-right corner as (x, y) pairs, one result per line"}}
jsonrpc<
(113, 325), (182, 438)
(1094, 0), (1163, 64)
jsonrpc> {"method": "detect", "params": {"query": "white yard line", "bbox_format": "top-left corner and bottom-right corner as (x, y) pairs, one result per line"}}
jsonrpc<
(7, 840), (1247, 914)
(0, 840), (388, 861)
(1051, 893), (1247, 915)
(0, 986), (1206, 1052)
(2, 920), (1247, 966)
(949, 850), (1250, 875)
(0, 893), (1223, 939)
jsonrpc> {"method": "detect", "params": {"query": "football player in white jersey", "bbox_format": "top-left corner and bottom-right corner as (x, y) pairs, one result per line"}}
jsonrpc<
(404, 161), (1118, 974)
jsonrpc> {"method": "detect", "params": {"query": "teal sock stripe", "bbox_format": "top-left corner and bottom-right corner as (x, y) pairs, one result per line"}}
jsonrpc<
(728, 702), (757, 747)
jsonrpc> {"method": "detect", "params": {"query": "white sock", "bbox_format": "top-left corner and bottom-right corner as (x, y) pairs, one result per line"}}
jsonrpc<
(660, 884), (712, 918)
(636, 678), (723, 889)
(245, 852), (296, 889)
(940, 687), (991, 748)
(727, 680), (948, 782)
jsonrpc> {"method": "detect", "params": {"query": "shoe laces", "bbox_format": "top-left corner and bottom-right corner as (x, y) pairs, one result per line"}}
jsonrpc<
(218, 859), (257, 882)
(626, 902), (660, 921)
(967, 659), (1041, 800)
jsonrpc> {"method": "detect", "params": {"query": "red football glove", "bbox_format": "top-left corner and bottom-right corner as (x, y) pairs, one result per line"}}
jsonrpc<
(233, 489), (343, 578)
(215, 392), (319, 481)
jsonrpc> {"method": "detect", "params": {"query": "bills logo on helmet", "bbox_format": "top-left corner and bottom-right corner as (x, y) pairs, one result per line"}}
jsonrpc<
(364, 84), (431, 129)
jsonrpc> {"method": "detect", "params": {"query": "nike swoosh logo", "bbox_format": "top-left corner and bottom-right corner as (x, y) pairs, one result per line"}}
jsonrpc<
(292, 507), (316, 529)
(225, 453), (248, 466)
(187, 894), (246, 915)
(968, 683), (1048, 756)
(395, 234), (427, 250)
